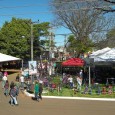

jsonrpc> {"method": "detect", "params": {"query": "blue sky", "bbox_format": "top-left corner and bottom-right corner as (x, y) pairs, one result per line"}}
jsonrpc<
(0, 0), (71, 46)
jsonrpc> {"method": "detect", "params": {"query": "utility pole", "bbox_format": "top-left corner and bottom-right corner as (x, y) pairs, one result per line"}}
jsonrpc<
(64, 35), (67, 60)
(49, 32), (54, 76)
(55, 33), (71, 60)
(30, 20), (39, 61)
(31, 22), (34, 61)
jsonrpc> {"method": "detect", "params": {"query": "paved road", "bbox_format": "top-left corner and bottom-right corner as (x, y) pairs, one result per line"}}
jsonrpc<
(0, 74), (115, 115)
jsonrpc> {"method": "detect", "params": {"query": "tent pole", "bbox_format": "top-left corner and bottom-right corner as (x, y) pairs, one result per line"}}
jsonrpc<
(89, 65), (91, 87)
(21, 59), (23, 71)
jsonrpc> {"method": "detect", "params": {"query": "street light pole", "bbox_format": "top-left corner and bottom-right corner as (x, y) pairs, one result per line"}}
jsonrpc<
(30, 20), (39, 61)
(31, 22), (34, 61)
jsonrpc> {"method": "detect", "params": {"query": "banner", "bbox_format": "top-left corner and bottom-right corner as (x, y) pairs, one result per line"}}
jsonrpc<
(28, 61), (37, 75)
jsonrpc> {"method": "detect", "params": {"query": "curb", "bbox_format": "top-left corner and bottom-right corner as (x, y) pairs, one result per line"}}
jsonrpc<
(24, 90), (115, 102)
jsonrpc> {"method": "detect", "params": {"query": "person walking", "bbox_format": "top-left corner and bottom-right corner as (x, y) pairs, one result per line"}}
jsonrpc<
(4, 80), (9, 96)
(0, 68), (3, 81)
(2, 74), (7, 89)
(76, 76), (82, 91)
(39, 83), (43, 100)
(79, 70), (83, 79)
(10, 81), (15, 89)
(16, 74), (20, 82)
(9, 84), (18, 106)
(68, 75), (73, 89)
(20, 74), (25, 90)
(34, 81), (39, 101)
(26, 77), (31, 91)
(15, 79), (20, 95)
(4, 71), (8, 76)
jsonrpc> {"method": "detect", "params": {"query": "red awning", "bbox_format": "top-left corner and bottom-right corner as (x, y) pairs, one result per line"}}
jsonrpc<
(62, 58), (84, 66)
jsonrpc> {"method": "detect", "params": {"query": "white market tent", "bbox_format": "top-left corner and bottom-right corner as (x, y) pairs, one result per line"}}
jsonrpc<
(90, 47), (111, 57)
(90, 47), (112, 62)
(98, 48), (115, 62)
(0, 53), (21, 62)
(90, 47), (115, 63)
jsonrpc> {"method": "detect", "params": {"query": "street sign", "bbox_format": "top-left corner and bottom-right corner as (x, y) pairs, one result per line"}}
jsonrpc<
(84, 57), (94, 66)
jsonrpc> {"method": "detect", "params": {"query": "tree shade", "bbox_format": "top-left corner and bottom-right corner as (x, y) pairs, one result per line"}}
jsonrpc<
(62, 58), (84, 66)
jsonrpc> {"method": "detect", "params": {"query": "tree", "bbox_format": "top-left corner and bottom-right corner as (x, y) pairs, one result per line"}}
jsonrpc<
(51, 0), (112, 55)
(0, 17), (50, 61)
(106, 27), (115, 47)
(66, 35), (94, 57)
(96, 0), (115, 13)
(94, 27), (115, 49)
(104, 0), (115, 3)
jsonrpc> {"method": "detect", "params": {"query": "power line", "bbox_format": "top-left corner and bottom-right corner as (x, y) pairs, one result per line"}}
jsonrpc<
(0, 0), (111, 10)
(0, 0), (113, 16)
(0, 4), (48, 9)
(0, 6), (114, 17)
(42, 29), (112, 38)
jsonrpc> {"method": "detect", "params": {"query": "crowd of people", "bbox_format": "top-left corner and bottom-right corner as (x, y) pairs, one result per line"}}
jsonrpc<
(0, 70), (43, 106)
(62, 69), (84, 91)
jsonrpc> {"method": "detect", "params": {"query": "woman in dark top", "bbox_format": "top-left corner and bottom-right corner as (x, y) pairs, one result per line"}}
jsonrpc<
(39, 83), (43, 100)
(16, 74), (20, 82)
(10, 81), (15, 89)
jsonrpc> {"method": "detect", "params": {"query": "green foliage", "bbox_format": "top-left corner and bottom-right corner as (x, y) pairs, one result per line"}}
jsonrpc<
(0, 17), (50, 61)
(44, 86), (115, 98)
(106, 28), (115, 48)
(107, 28), (115, 39)
(42, 76), (115, 98)
(51, 76), (61, 84)
(95, 27), (115, 49)
(67, 35), (94, 57)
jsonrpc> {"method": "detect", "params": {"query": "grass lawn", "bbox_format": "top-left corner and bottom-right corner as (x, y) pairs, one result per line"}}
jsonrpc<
(42, 87), (115, 98)
(42, 76), (115, 98)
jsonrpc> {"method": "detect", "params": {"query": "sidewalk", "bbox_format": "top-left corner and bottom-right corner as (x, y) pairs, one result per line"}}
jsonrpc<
(24, 90), (115, 102)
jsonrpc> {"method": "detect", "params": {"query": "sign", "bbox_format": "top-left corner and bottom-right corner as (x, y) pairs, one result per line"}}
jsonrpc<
(28, 61), (37, 75)
(84, 57), (94, 66)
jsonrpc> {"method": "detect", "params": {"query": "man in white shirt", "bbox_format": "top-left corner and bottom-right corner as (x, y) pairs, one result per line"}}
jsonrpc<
(77, 76), (82, 91)
(68, 75), (73, 89)
(79, 70), (83, 79)
(2, 75), (7, 89)
(20, 75), (25, 89)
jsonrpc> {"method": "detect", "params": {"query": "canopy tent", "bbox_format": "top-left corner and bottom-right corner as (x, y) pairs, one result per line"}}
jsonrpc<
(0, 53), (21, 62)
(90, 48), (115, 62)
(97, 48), (115, 62)
(90, 47), (111, 58)
(62, 58), (85, 66)
(90, 47), (112, 62)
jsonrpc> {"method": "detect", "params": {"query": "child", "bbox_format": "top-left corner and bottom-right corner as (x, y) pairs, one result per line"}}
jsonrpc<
(4, 80), (9, 96)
